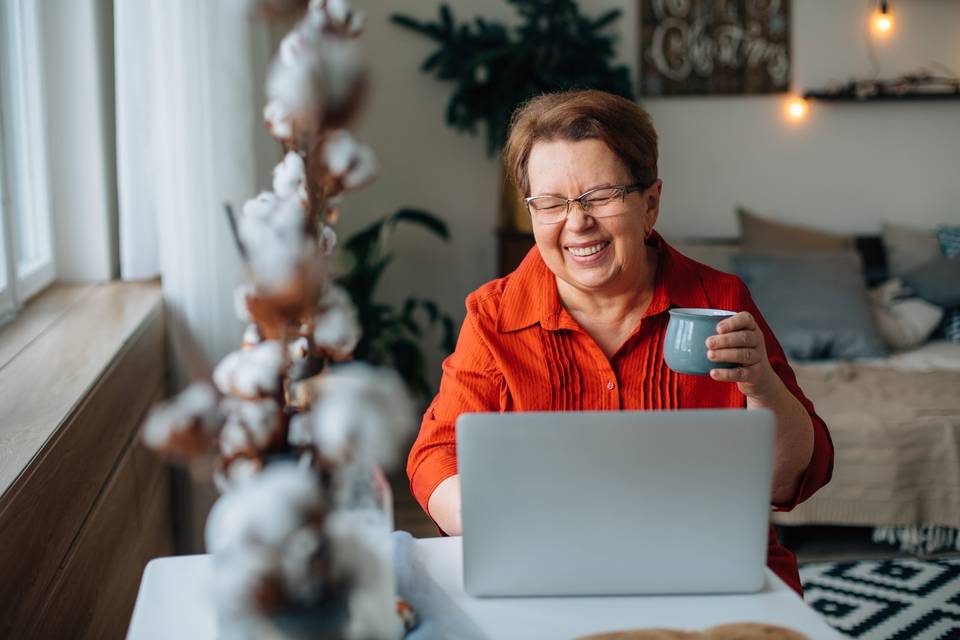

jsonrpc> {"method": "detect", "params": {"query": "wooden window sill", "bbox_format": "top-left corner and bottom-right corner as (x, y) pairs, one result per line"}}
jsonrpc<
(0, 281), (163, 496)
(0, 280), (170, 638)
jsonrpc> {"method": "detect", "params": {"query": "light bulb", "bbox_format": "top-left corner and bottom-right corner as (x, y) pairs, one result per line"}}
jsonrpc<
(874, 12), (893, 33)
(785, 97), (808, 121)
(872, 1), (894, 36)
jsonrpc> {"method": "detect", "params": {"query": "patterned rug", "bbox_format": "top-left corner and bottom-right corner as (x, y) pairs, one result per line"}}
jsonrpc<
(799, 557), (960, 639)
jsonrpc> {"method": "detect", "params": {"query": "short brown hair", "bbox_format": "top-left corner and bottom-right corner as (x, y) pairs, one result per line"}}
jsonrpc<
(503, 90), (658, 196)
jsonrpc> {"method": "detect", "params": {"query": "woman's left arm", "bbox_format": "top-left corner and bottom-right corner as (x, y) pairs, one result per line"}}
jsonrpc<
(704, 310), (819, 506)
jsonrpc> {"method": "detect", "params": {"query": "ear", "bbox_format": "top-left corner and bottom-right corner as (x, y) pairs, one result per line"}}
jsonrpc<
(644, 179), (662, 234)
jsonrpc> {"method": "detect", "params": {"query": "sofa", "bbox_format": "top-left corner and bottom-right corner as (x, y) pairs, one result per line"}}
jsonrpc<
(674, 209), (960, 554)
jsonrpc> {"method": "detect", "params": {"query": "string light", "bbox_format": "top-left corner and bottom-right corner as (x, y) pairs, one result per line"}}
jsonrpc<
(785, 97), (808, 122)
(872, 1), (894, 36)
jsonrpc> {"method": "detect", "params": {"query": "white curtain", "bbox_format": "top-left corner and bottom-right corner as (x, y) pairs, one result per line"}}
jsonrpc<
(115, 0), (267, 369)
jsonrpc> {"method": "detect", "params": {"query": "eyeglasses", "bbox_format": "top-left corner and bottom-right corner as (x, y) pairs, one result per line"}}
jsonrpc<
(523, 183), (647, 225)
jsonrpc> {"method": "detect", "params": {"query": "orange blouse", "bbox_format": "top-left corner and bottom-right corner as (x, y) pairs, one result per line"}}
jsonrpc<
(407, 231), (834, 595)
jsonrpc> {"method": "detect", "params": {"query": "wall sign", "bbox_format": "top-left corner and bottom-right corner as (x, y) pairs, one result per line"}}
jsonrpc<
(640, 0), (791, 96)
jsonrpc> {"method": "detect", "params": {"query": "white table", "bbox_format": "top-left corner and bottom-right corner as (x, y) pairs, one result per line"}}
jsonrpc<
(128, 533), (843, 639)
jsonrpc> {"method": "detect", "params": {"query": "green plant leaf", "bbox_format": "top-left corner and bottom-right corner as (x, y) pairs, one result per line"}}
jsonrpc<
(590, 9), (622, 31)
(389, 14), (443, 41)
(383, 208), (450, 242)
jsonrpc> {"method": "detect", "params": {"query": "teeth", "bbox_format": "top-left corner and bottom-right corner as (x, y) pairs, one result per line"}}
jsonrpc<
(568, 242), (608, 257)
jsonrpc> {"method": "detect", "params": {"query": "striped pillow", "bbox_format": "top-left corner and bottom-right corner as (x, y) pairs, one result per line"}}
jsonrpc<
(937, 226), (960, 342)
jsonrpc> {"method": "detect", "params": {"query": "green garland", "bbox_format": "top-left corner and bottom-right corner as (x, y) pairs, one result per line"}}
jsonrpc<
(392, 0), (634, 155)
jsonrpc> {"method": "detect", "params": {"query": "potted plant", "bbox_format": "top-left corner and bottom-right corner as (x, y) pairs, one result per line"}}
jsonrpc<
(337, 207), (456, 404)
(391, 0), (635, 232)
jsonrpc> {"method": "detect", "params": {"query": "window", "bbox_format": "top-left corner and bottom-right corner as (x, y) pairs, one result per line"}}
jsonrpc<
(0, 0), (55, 320)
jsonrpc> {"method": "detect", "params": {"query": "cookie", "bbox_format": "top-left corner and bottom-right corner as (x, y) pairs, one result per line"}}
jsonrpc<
(577, 630), (698, 640)
(703, 622), (809, 640)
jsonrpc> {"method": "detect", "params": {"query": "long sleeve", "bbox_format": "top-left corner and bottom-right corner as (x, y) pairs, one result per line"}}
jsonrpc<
(407, 294), (505, 514)
(738, 281), (835, 512)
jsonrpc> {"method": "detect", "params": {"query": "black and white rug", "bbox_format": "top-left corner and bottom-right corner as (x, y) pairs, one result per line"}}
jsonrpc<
(800, 557), (960, 639)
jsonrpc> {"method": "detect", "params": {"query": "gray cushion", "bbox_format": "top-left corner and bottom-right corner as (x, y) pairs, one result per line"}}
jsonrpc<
(881, 222), (942, 278)
(902, 256), (960, 307)
(732, 251), (888, 360)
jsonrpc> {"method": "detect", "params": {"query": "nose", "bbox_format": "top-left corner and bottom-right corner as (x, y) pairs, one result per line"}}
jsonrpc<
(564, 202), (595, 232)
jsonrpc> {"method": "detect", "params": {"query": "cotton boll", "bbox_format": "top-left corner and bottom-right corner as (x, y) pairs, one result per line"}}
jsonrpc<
(272, 151), (306, 199)
(312, 286), (361, 358)
(321, 130), (378, 191)
(309, 0), (365, 37)
(213, 341), (284, 399)
(242, 191), (280, 220)
(219, 398), (282, 457)
(263, 99), (294, 140)
(214, 456), (263, 494)
(322, 130), (357, 175)
(142, 382), (221, 456)
(238, 194), (313, 292)
(309, 363), (414, 470)
(267, 54), (323, 137)
(342, 143), (378, 189)
(289, 336), (310, 362)
(205, 462), (325, 555)
(278, 29), (314, 67)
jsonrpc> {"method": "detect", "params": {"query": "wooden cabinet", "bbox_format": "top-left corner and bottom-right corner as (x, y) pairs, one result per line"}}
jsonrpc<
(0, 283), (171, 639)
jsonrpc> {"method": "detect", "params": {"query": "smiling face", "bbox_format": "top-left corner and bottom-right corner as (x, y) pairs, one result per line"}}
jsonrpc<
(526, 138), (661, 297)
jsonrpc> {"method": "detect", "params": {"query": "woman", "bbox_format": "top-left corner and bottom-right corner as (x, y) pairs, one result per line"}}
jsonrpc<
(407, 90), (833, 595)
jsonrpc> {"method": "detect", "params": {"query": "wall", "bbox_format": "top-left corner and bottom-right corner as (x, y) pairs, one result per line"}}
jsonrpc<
(261, 0), (960, 385)
(642, 0), (960, 238)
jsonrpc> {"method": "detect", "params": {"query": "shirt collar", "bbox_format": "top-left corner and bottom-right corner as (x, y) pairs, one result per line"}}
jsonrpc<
(497, 231), (711, 333)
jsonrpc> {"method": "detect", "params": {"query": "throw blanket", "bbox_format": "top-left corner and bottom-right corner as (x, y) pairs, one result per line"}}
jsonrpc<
(772, 361), (960, 531)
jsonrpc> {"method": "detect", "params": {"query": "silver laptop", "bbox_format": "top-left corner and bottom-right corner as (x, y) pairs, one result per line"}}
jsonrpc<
(457, 409), (775, 597)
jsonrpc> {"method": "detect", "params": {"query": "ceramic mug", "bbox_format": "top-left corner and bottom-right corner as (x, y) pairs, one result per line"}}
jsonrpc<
(663, 308), (738, 376)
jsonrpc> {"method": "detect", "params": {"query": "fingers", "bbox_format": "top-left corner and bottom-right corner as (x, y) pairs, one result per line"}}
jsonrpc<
(715, 311), (757, 334)
(706, 330), (760, 350)
(709, 366), (753, 383)
(707, 347), (763, 366)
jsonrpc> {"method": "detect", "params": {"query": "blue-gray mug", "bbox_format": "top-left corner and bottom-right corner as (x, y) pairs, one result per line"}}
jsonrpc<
(663, 308), (738, 376)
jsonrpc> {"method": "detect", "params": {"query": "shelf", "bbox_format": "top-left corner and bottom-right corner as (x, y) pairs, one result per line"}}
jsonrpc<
(803, 90), (960, 102)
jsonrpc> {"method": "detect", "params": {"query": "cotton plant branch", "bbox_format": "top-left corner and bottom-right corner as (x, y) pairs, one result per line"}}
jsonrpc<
(140, 1), (417, 638)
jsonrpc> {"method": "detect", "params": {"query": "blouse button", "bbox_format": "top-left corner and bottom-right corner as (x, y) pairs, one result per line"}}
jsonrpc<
(607, 381), (615, 390)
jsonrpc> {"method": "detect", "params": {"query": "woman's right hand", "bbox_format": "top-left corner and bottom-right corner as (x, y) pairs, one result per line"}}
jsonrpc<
(427, 474), (463, 536)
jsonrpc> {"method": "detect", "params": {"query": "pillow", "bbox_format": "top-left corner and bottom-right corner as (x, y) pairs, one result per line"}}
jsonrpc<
(902, 256), (960, 307)
(732, 251), (887, 360)
(937, 226), (960, 343)
(671, 241), (739, 273)
(881, 222), (942, 278)
(737, 207), (853, 252)
(869, 279), (943, 350)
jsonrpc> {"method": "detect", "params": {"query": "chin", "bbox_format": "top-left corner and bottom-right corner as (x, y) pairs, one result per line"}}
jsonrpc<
(562, 264), (617, 291)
